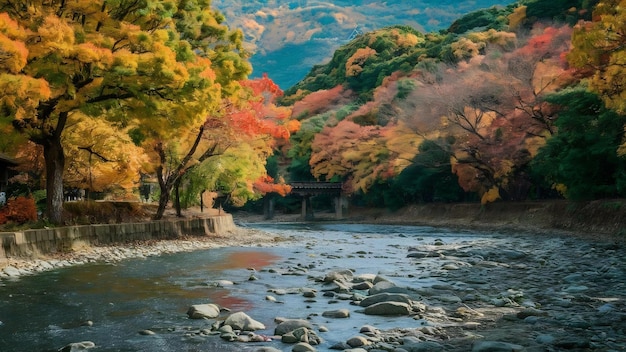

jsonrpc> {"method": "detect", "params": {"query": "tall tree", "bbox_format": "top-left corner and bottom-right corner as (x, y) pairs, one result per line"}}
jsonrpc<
(568, 0), (626, 155)
(160, 74), (298, 218)
(0, 1), (247, 223)
(532, 87), (626, 199)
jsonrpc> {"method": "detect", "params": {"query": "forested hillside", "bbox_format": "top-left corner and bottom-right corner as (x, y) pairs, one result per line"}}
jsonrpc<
(273, 0), (626, 210)
(213, 0), (517, 88)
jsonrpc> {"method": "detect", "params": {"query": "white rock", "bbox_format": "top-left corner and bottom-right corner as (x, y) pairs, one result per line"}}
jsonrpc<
(187, 304), (221, 319)
(224, 311), (265, 331)
(2, 266), (21, 277)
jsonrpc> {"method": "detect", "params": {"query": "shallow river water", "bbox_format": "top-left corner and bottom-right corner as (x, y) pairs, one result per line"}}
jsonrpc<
(0, 223), (625, 351)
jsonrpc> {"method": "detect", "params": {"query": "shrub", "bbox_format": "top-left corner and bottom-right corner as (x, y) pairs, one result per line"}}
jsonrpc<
(0, 196), (38, 224)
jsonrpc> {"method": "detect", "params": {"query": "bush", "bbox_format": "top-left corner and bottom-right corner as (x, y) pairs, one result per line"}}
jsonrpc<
(0, 196), (38, 225)
(63, 201), (149, 224)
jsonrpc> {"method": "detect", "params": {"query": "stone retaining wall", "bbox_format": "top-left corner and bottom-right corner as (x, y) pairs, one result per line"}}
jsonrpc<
(0, 214), (236, 264)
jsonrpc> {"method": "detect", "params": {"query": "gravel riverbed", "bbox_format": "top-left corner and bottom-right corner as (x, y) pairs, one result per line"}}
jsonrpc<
(1, 221), (625, 352)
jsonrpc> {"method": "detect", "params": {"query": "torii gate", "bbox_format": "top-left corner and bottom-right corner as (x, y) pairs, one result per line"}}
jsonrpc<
(290, 182), (344, 220)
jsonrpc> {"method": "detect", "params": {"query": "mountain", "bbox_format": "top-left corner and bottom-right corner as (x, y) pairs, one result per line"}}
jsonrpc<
(212, 0), (517, 89)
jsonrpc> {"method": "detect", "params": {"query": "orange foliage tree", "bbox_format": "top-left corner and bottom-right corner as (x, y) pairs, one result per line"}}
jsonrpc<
(167, 74), (298, 216)
(0, 196), (37, 224)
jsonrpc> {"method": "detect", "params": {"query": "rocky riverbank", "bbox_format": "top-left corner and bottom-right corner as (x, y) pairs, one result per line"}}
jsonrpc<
(168, 224), (626, 352)
(2, 220), (625, 352)
(0, 226), (284, 279)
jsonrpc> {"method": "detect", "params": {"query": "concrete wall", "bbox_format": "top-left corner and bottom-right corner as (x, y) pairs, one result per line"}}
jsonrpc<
(0, 214), (236, 263)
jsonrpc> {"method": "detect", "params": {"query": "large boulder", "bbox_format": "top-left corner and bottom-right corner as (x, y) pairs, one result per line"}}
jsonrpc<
(322, 308), (350, 318)
(275, 319), (314, 336)
(360, 292), (414, 307)
(369, 281), (412, 295)
(223, 312), (265, 331)
(186, 304), (221, 319)
(363, 301), (412, 316)
(281, 327), (322, 345)
(322, 269), (354, 283)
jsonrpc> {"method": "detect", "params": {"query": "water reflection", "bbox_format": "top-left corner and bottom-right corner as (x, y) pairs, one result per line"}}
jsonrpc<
(0, 248), (282, 352)
(0, 225), (485, 352)
(210, 251), (281, 270)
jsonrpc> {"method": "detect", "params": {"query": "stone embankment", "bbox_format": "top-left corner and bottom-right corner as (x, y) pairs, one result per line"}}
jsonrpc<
(0, 214), (257, 276)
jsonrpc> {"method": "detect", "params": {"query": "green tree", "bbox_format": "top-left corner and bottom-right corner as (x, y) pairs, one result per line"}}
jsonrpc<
(531, 87), (626, 200)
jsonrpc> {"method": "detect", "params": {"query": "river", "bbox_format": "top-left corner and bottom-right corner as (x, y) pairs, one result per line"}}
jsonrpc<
(0, 223), (624, 351)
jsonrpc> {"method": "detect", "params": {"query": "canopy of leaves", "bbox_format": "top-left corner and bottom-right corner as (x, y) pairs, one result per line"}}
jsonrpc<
(0, 1), (299, 221)
(531, 87), (626, 200)
(277, 0), (622, 209)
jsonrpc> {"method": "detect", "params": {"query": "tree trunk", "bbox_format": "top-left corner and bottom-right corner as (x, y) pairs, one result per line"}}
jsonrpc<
(155, 185), (170, 220)
(154, 160), (177, 220)
(43, 137), (65, 224)
(174, 178), (183, 217)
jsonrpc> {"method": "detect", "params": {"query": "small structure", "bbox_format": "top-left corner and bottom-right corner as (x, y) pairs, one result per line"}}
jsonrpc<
(290, 182), (344, 220)
(0, 153), (18, 195)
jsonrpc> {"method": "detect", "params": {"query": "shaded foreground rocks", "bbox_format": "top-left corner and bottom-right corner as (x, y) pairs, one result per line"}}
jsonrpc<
(165, 233), (626, 352)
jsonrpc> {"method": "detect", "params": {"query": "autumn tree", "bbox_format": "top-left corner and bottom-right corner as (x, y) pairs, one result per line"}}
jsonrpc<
(0, 1), (247, 223)
(166, 74), (298, 217)
(63, 117), (146, 199)
(568, 0), (626, 155)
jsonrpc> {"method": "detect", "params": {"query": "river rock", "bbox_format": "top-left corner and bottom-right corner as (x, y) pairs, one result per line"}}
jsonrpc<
(224, 311), (265, 331)
(369, 281), (410, 295)
(472, 341), (525, 352)
(363, 301), (412, 316)
(275, 319), (313, 335)
(322, 308), (350, 318)
(212, 279), (235, 287)
(516, 307), (548, 319)
(302, 289), (317, 298)
(323, 269), (354, 283)
(218, 325), (233, 334)
(351, 281), (373, 290)
(2, 266), (21, 277)
(281, 327), (322, 345)
(359, 325), (380, 336)
(58, 341), (96, 351)
(536, 334), (555, 344)
(220, 331), (238, 341)
(346, 335), (370, 347)
(187, 304), (221, 319)
(402, 338), (445, 352)
(360, 292), (414, 307)
(292, 342), (317, 352)
(253, 348), (282, 352)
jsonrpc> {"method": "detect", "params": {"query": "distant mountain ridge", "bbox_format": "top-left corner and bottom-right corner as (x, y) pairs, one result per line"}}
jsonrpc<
(212, 0), (517, 89)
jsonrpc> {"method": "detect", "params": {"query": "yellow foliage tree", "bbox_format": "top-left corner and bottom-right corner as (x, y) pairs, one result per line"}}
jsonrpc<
(0, 1), (250, 223)
(568, 0), (626, 154)
(345, 47), (377, 77)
